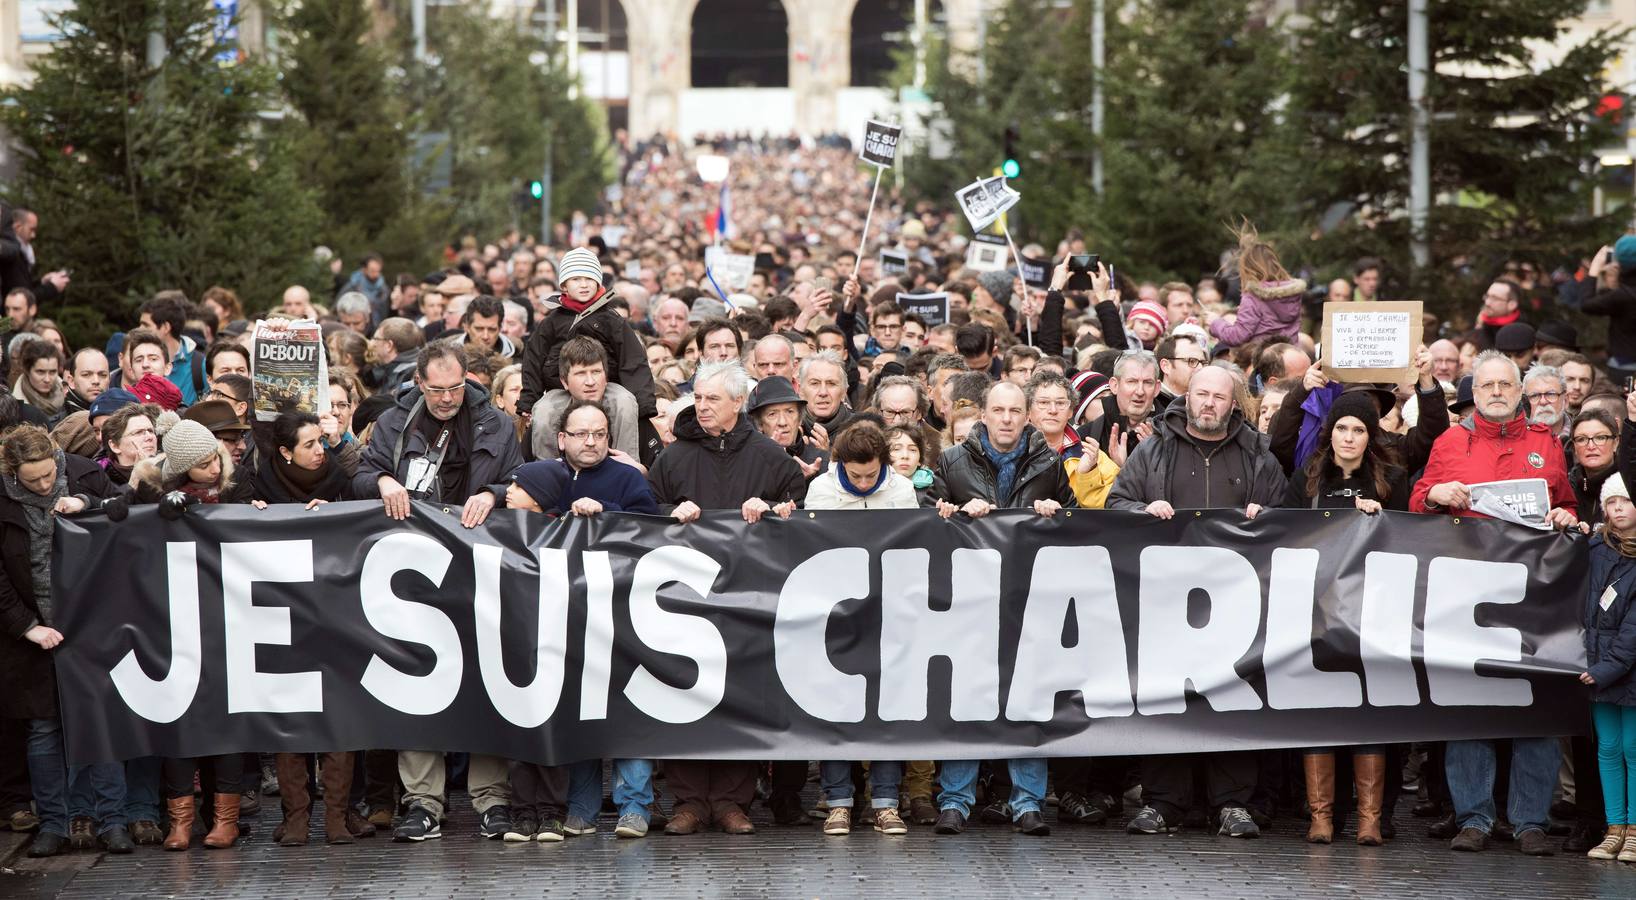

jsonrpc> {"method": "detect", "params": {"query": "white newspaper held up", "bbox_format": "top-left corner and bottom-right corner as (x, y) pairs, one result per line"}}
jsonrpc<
(1467, 478), (1551, 531)
(251, 319), (330, 423)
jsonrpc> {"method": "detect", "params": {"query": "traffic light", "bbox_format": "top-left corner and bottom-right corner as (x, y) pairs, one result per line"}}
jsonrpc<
(1003, 124), (1021, 179)
(529, 180), (545, 200)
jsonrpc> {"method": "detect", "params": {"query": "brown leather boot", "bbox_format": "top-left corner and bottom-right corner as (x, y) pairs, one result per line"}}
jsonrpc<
(1354, 753), (1386, 846)
(1303, 752), (1336, 844)
(321, 752), (357, 844)
(162, 796), (194, 851)
(272, 753), (311, 846)
(203, 793), (240, 848)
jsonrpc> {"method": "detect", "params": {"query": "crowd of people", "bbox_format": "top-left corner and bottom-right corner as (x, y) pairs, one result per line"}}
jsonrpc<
(2, 131), (1636, 866)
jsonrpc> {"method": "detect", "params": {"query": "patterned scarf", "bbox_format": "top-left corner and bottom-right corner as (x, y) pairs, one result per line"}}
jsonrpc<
(979, 428), (1028, 504)
(3, 451), (66, 621)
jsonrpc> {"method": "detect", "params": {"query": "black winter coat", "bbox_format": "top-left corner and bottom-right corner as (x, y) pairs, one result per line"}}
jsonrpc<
(351, 380), (524, 505)
(0, 455), (119, 719)
(0, 237), (62, 309)
(519, 295), (656, 418)
(924, 423), (1077, 510)
(1107, 402), (1288, 512)
(1585, 267), (1636, 363)
(1285, 462), (1410, 511)
(648, 407), (807, 511)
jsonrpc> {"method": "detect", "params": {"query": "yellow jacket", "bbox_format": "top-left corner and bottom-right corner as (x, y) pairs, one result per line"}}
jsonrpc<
(1065, 451), (1120, 509)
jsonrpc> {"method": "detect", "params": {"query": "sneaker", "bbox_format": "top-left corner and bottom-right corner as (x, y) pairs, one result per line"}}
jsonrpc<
(977, 799), (1012, 825)
(535, 818), (566, 842)
(1058, 792), (1106, 826)
(1218, 806), (1260, 838)
(1127, 806), (1177, 835)
(823, 807), (851, 835)
(614, 813), (648, 839)
(478, 805), (513, 839)
(563, 814), (597, 836)
(807, 798), (831, 820)
(932, 808), (967, 835)
(5, 809), (39, 832)
(874, 807), (908, 835)
(393, 806), (440, 842)
(502, 816), (537, 842)
(1014, 810), (1051, 836)
(260, 761), (280, 797)
(68, 815), (95, 849)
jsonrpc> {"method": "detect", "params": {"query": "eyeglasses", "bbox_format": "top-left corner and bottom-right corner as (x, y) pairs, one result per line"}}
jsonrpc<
(1167, 357), (1206, 369)
(1476, 380), (1517, 393)
(564, 430), (608, 442)
(422, 383), (466, 398)
(1573, 433), (1616, 447)
(332, 401), (354, 412)
(1523, 390), (1562, 403)
(881, 408), (918, 419)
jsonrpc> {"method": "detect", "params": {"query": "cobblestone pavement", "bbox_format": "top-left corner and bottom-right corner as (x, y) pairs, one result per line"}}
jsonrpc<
(3, 787), (1635, 899)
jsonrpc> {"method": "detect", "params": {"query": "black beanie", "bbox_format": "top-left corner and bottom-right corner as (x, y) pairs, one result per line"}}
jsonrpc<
(1324, 390), (1382, 439)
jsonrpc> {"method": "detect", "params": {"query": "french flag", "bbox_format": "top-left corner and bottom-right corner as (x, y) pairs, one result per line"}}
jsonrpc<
(713, 181), (734, 240)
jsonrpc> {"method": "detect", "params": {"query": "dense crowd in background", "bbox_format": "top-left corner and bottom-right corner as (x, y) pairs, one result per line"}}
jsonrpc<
(4, 131), (1636, 864)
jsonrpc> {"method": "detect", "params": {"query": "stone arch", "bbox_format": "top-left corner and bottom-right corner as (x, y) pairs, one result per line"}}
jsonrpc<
(690, 0), (790, 87)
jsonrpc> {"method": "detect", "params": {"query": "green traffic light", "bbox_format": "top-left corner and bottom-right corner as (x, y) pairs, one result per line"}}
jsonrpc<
(529, 181), (544, 199)
(1003, 159), (1021, 179)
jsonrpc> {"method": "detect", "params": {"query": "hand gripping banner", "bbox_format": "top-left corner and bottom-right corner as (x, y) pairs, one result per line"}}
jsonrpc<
(52, 503), (1589, 766)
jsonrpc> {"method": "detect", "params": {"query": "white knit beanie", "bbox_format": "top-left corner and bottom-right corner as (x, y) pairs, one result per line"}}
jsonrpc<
(1604, 471), (1630, 509)
(161, 420), (221, 483)
(556, 247), (604, 287)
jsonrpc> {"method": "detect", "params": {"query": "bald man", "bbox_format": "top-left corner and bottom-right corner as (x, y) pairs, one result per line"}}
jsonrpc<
(1428, 339), (1461, 385)
(652, 297), (690, 346)
(282, 285), (313, 319)
(1328, 279), (1352, 304)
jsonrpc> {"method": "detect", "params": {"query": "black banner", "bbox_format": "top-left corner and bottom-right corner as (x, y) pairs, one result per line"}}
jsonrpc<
(53, 503), (1589, 766)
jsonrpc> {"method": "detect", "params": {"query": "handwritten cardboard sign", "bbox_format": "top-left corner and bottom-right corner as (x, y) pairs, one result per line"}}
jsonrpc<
(1320, 301), (1423, 384)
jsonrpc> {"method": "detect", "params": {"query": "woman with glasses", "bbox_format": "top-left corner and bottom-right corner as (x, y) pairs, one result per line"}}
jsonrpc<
(1571, 409), (1621, 530)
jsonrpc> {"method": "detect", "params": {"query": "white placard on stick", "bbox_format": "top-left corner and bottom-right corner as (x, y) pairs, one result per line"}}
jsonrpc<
(965, 234), (1009, 273)
(859, 120), (903, 168)
(879, 249), (909, 277)
(696, 154), (730, 184)
(1319, 301), (1423, 384)
(956, 176), (1019, 233)
(705, 247), (756, 291)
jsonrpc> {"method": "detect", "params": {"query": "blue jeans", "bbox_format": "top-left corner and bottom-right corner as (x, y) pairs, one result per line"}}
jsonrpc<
(819, 761), (903, 809)
(567, 759), (654, 821)
(123, 757), (162, 823)
(1593, 702), (1636, 825)
(26, 719), (126, 838)
(1445, 737), (1559, 836)
(937, 759), (1047, 818)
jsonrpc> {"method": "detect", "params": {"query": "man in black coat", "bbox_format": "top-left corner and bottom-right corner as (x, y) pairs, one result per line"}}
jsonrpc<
(645, 360), (805, 836)
(351, 342), (525, 846)
(0, 208), (68, 306)
(1106, 365), (1288, 840)
(923, 380), (1076, 838)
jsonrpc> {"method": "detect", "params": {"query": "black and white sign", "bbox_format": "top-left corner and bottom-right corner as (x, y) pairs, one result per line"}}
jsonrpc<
(859, 120), (903, 168)
(897, 291), (951, 328)
(1469, 479), (1551, 530)
(53, 504), (1587, 766)
(879, 249), (910, 278)
(965, 233), (1010, 273)
(1020, 255), (1052, 289)
(956, 176), (1020, 233)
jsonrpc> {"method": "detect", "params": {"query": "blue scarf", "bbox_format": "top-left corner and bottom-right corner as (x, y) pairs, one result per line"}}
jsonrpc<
(837, 463), (887, 497)
(979, 428), (1028, 503)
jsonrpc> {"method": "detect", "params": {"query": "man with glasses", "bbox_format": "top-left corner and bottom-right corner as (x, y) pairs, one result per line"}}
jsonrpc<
(352, 342), (524, 845)
(1521, 364), (1569, 442)
(530, 337), (641, 464)
(1410, 350), (1577, 856)
(861, 302), (906, 358)
(1155, 334), (1207, 410)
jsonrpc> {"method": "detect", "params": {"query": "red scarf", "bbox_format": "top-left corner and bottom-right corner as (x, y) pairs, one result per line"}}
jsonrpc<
(559, 285), (605, 315)
(1479, 308), (1520, 328)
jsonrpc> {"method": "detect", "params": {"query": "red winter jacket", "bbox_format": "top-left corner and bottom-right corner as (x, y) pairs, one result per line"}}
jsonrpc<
(1409, 412), (1575, 517)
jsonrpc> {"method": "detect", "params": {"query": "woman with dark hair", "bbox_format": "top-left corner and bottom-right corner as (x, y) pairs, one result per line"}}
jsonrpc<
(1571, 408), (1621, 529)
(250, 411), (350, 509)
(96, 404), (159, 488)
(246, 411), (369, 844)
(884, 424), (935, 500)
(0, 426), (127, 857)
(10, 339), (64, 419)
(1285, 391), (1407, 847)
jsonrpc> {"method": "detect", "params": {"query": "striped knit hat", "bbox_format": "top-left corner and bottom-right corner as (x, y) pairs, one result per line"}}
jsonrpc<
(1126, 300), (1169, 336)
(556, 247), (604, 287)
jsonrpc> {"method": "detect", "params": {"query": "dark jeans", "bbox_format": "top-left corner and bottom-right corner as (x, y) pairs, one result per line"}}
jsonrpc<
(509, 762), (568, 822)
(1140, 752), (1257, 821)
(27, 719), (125, 838)
(0, 718), (30, 815)
(770, 760), (807, 800)
(352, 749), (399, 813)
(666, 760), (757, 823)
(163, 755), (243, 798)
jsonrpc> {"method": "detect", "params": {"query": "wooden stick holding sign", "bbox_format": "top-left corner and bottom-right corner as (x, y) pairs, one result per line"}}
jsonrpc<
(1000, 222), (1032, 346)
(853, 120), (903, 279)
(1319, 301), (1424, 384)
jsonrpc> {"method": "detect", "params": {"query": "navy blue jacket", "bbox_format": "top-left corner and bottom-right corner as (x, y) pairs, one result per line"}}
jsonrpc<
(1585, 535), (1636, 705)
(559, 456), (659, 515)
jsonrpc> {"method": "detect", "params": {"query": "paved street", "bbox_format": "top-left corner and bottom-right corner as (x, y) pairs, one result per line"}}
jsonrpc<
(3, 785), (1634, 899)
